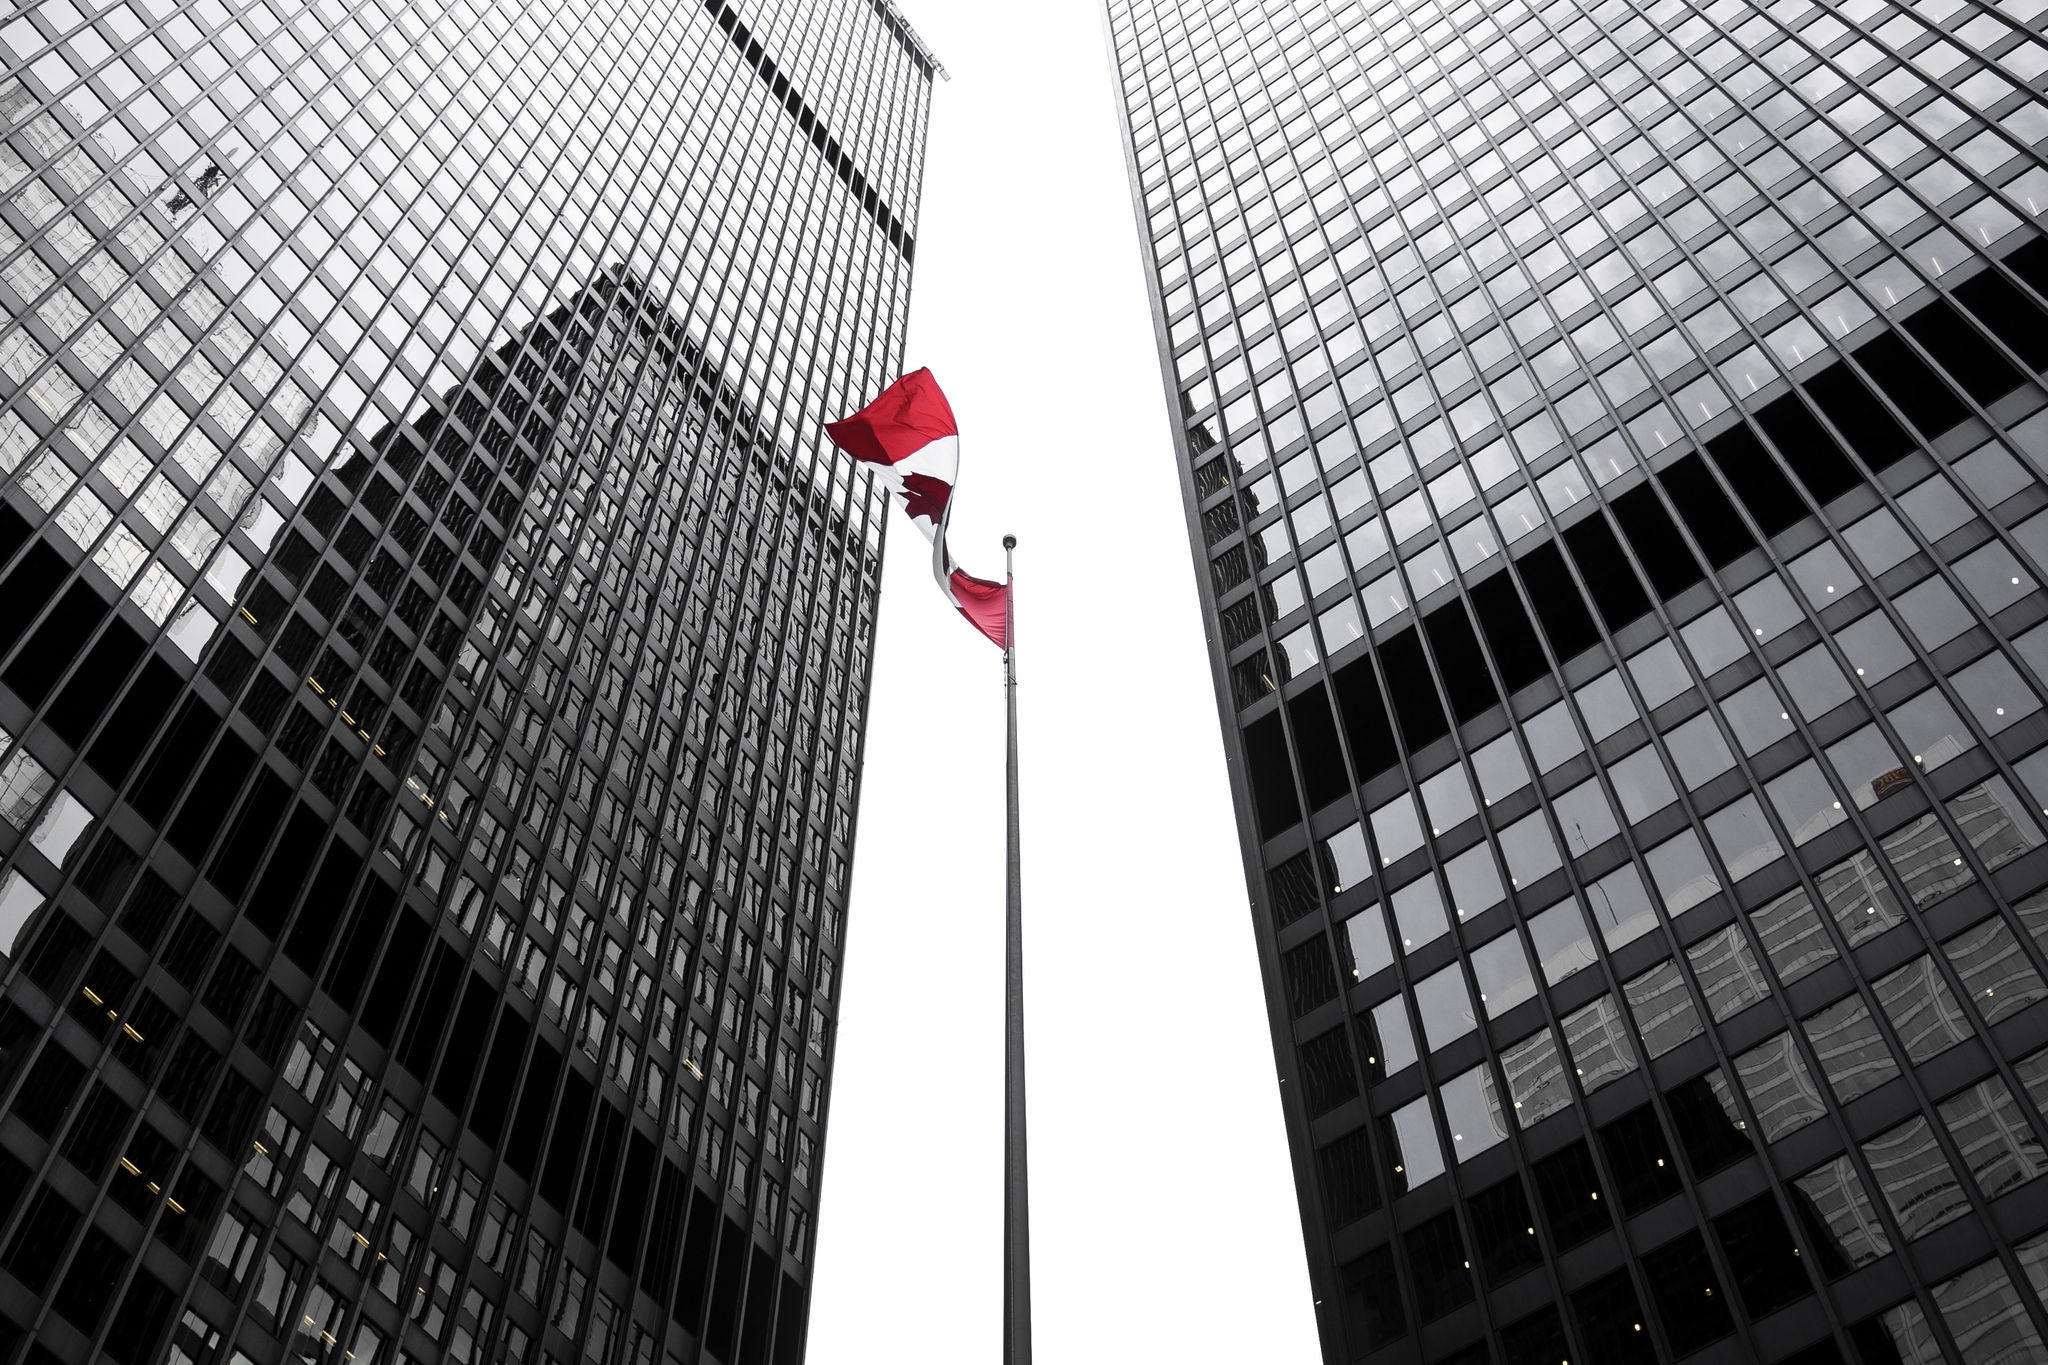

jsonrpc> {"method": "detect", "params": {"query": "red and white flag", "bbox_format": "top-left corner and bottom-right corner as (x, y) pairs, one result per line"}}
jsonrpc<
(826, 369), (1010, 648)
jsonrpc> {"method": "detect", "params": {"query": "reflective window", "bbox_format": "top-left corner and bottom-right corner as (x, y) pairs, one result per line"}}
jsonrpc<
(1682, 605), (1750, 676)
(1823, 724), (1905, 811)
(1953, 539), (2037, 616)
(1442, 1065), (1509, 1163)
(1627, 638), (1691, 709)
(1391, 876), (1450, 955)
(1950, 650), (2040, 734)
(1344, 904), (1395, 984)
(1730, 1031), (1825, 1140)
(1688, 925), (1770, 1022)
(1371, 996), (1418, 1078)
(1646, 829), (1723, 915)
(1842, 507), (1919, 576)
(1573, 670), (1639, 742)
(1608, 745), (1678, 824)
(1787, 541), (1857, 610)
(1562, 995), (1638, 1094)
(1734, 575), (1803, 643)
(1721, 677), (1795, 756)
(1882, 812), (1978, 910)
(1470, 730), (1531, 805)
(1624, 960), (1703, 1059)
(1748, 883), (1839, 987)
(1371, 792), (1426, 867)
(1415, 963), (1477, 1052)
(1792, 1154), (1893, 1272)
(1553, 777), (1620, 857)
(1949, 776), (2048, 872)
(1873, 955), (1976, 1066)
(1892, 474), (1974, 540)
(1443, 843), (1506, 921)
(1765, 760), (1847, 846)
(1778, 646), (1853, 720)
(1498, 809), (1564, 890)
(1887, 689), (1976, 771)
(1863, 1115), (1969, 1242)
(1418, 763), (1477, 836)
(1801, 994), (1900, 1104)
(1894, 574), (1975, 651)
(1388, 1094), (1443, 1191)
(1667, 712), (1737, 789)
(1835, 609), (1917, 683)
(1815, 849), (1908, 949)
(1470, 931), (1537, 1025)
(1528, 898), (1599, 986)
(1501, 1027), (1574, 1129)
(1586, 861), (1659, 950)
(1523, 699), (1584, 773)
(1323, 823), (1372, 893)
(1942, 914), (2048, 1026)
(1936, 1077), (2046, 1202)
(1705, 795), (1786, 882)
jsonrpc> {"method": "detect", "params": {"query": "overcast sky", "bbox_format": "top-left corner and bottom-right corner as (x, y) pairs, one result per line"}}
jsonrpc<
(805, 3), (1322, 1363)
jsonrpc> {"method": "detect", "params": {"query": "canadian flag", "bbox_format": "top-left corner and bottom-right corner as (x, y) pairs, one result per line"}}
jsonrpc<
(826, 369), (1010, 648)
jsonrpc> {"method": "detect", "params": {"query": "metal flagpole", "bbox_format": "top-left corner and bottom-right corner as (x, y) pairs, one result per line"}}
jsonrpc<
(1001, 533), (1032, 1365)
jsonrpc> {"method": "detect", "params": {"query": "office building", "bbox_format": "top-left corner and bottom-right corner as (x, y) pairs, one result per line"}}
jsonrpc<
(1108, 0), (2048, 1359)
(0, 0), (936, 1360)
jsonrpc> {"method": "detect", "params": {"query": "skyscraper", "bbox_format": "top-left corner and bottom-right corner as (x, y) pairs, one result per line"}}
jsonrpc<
(1108, 0), (2048, 1359)
(0, 0), (935, 1360)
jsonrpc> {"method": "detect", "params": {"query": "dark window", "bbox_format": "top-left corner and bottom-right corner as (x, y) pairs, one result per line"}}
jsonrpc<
(1533, 1139), (1609, 1250)
(1643, 1231), (1734, 1355)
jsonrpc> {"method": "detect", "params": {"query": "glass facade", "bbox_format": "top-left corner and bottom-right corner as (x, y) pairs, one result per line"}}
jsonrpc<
(0, 0), (933, 1361)
(1108, 0), (2048, 1359)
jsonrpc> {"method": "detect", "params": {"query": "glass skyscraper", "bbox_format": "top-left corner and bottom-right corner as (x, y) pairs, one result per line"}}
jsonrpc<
(1108, 0), (2048, 1360)
(0, 0), (934, 1361)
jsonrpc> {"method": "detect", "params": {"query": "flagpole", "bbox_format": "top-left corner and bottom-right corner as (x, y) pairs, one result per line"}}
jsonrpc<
(1001, 533), (1032, 1365)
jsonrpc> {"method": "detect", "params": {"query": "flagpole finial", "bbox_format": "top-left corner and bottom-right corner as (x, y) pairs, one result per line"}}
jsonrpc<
(1003, 534), (1017, 550)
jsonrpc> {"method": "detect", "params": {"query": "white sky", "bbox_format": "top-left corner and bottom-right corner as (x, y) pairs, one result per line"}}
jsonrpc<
(806, 3), (1322, 1362)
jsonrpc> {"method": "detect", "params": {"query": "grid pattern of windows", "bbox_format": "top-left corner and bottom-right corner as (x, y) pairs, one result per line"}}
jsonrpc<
(1111, 0), (2048, 1359)
(0, 0), (933, 1362)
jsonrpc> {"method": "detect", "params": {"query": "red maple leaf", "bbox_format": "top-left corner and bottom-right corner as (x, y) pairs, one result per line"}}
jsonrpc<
(901, 472), (952, 523)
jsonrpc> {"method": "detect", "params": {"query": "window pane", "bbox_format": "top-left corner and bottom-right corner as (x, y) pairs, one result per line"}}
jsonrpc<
(1750, 882), (1840, 984)
(1624, 960), (1702, 1058)
(1731, 1031), (1825, 1140)
(1471, 931), (1537, 1019)
(1562, 995), (1638, 1094)
(1389, 1094), (1444, 1191)
(1688, 925), (1770, 1022)
(1765, 760), (1846, 845)
(1792, 1154), (1893, 1271)
(1501, 1027), (1574, 1128)
(1344, 904), (1395, 983)
(1937, 1077), (2047, 1201)
(1667, 712), (1736, 788)
(1415, 963), (1478, 1052)
(1943, 915), (2048, 1025)
(1392, 876), (1450, 954)
(1442, 1065), (1509, 1162)
(1863, 1115), (1968, 1241)
(1872, 955), (1976, 1065)
(1608, 746), (1677, 823)
(1371, 996), (1418, 1077)
(1800, 994), (1899, 1104)
(1706, 796), (1785, 882)
(1646, 829), (1723, 914)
